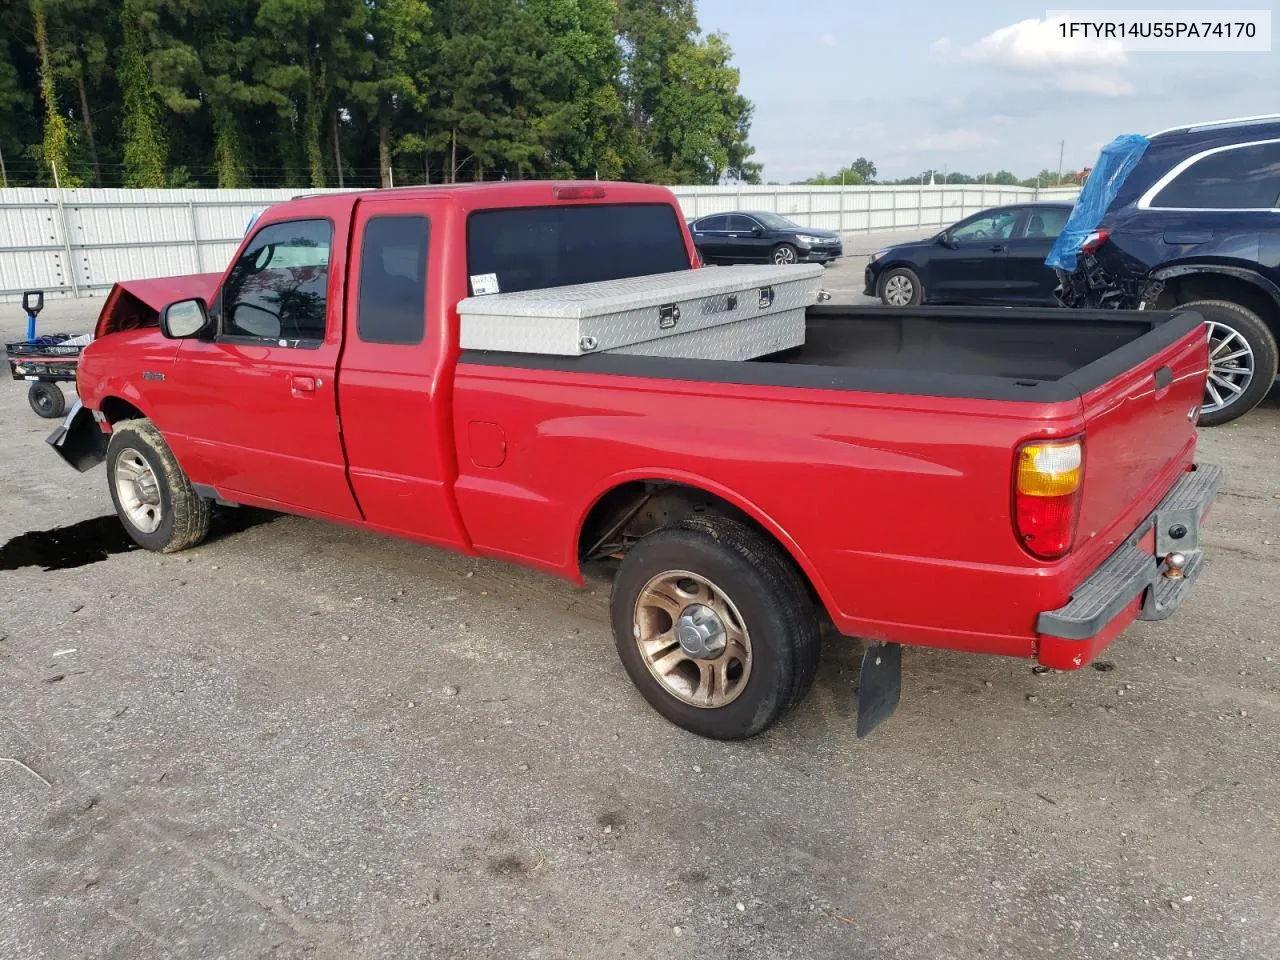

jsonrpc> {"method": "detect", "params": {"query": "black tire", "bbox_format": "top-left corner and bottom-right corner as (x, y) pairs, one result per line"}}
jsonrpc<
(772, 243), (799, 265)
(28, 382), (66, 419)
(610, 515), (821, 740)
(106, 418), (211, 553)
(878, 266), (923, 307)
(1184, 299), (1278, 427)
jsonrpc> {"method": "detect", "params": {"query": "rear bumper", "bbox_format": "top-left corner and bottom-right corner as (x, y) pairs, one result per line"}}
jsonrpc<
(1036, 462), (1221, 668)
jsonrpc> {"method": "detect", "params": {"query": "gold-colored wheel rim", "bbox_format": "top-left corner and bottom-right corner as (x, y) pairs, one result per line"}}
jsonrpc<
(633, 570), (752, 709)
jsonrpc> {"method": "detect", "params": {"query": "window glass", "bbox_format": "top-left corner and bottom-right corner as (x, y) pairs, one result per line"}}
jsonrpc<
(467, 203), (690, 294)
(753, 212), (800, 230)
(726, 215), (759, 232)
(951, 210), (1018, 242)
(222, 219), (331, 342)
(1151, 141), (1280, 209)
(357, 216), (429, 344)
(1020, 207), (1071, 239)
(695, 215), (729, 231)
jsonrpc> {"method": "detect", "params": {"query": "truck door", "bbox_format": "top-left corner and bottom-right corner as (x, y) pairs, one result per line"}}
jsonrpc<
(336, 197), (468, 548)
(167, 217), (361, 519)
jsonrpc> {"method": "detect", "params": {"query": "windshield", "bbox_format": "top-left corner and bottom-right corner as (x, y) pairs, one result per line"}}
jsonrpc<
(752, 212), (800, 230)
(467, 203), (691, 295)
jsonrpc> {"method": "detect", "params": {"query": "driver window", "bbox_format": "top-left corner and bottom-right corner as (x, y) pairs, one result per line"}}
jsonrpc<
(222, 219), (332, 343)
(951, 211), (1017, 243)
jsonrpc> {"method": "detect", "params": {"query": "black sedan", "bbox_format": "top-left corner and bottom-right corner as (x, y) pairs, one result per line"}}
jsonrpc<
(689, 211), (843, 265)
(864, 202), (1072, 306)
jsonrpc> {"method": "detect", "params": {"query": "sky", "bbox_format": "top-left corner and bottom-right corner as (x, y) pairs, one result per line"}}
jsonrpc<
(695, 0), (1280, 183)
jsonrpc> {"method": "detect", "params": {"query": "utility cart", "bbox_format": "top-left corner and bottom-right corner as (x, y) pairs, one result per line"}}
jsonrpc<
(5, 291), (92, 419)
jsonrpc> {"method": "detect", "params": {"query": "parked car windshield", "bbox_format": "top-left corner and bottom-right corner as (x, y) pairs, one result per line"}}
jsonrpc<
(467, 203), (691, 295)
(753, 212), (800, 230)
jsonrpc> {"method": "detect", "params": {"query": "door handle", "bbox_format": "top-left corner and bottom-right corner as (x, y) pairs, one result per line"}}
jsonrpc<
(989, 244), (1006, 252)
(290, 375), (317, 396)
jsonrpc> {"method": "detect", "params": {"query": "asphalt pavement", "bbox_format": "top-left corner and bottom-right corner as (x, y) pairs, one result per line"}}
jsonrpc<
(2, 257), (1279, 960)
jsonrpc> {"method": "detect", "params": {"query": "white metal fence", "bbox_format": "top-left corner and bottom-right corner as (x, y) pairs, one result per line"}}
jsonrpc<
(0, 184), (1079, 302)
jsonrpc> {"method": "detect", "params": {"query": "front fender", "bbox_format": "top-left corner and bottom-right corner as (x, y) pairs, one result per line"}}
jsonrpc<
(46, 400), (109, 472)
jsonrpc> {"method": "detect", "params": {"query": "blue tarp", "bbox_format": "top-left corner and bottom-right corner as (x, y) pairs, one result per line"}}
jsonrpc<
(1045, 134), (1150, 272)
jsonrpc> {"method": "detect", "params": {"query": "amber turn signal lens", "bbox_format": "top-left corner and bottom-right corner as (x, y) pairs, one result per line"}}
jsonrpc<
(1017, 441), (1083, 498)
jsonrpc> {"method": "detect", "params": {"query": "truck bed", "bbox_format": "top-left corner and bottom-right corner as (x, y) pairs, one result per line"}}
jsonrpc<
(461, 305), (1202, 404)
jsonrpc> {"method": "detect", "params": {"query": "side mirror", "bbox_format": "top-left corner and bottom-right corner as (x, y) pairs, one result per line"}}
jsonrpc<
(161, 298), (211, 339)
(937, 230), (956, 249)
(752, 226), (764, 237)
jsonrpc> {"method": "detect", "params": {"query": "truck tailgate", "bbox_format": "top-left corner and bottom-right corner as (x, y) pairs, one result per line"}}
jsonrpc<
(1074, 320), (1207, 562)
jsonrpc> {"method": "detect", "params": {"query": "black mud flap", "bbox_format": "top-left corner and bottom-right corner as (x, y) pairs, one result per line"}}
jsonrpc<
(46, 401), (108, 472)
(856, 642), (902, 738)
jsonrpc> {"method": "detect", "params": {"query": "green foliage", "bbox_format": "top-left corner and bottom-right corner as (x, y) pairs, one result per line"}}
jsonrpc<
(119, 0), (168, 187)
(0, 0), (760, 188)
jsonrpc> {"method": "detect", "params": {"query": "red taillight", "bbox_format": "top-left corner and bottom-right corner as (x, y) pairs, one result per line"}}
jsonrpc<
(1013, 438), (1084, 560)
(1080, 228), (1110, 254)
(553, 184), (607, 200)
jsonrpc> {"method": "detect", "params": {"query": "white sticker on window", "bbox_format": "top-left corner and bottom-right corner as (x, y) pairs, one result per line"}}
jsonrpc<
(470, 273), (500, 296)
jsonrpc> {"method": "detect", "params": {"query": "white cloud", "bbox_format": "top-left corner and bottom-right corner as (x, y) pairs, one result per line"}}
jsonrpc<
(820, 33), (839, 48)
(934, 17), (1133, 97)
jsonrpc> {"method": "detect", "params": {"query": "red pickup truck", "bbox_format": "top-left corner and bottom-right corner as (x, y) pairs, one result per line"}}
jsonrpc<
(49, 181), (1220, 739)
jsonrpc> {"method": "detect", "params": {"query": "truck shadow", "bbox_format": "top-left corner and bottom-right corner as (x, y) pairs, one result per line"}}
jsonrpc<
(0, 507), (278, 572)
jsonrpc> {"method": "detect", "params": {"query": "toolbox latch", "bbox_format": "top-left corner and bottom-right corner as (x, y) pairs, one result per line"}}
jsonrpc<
(758, 286), (775, 309)
(658, 304), (681, 329)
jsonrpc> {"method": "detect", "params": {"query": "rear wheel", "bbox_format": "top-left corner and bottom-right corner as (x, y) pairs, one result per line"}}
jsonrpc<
(28, 382), (66, 419)
(610, 515), (821, 740)
(106, 419), (211, 552)
(879, 267), (922, 307)
(772, 243), (799, 265)
(1183, 300), (1278, 426)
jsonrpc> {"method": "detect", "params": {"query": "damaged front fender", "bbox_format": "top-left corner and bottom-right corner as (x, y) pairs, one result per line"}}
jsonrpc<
(46, 400), (108, 472)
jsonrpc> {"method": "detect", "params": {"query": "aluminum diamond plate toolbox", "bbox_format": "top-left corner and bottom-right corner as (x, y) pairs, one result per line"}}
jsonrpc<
(457, 263), (824, 358)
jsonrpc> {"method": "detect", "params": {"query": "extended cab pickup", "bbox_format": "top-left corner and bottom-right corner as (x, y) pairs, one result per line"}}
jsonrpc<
(49, 181), (1221, 739)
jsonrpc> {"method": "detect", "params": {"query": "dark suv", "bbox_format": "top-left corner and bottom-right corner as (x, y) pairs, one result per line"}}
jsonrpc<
(1054, 115), (1280, 426)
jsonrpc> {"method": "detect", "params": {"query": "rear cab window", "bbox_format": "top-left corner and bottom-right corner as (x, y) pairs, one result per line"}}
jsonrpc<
(357, 215), (430, 345)
(467, 203), (691, 296)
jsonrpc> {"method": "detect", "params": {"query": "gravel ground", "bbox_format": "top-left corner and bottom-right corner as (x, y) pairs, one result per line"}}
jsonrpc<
(2, 263), (1279, 960)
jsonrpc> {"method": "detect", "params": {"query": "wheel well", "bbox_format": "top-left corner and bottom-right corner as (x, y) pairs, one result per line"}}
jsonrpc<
(577, 480), (824, 606)
(99, 396), (146, 424)
(1154, 273), (1280, 333)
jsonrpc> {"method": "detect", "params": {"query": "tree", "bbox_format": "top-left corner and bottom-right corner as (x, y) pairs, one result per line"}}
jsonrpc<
(0, 0), (761, 188)
(32, 0), (80, 185)
(849, 156), (876, 182)
(118, 0), (168, 187)
(349, 0), (433, 187)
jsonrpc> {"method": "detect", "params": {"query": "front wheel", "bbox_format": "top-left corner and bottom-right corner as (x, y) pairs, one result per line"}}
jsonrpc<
(1185, 300), (1278, 427)
(879, 267), (922, 307)
(28, 382), (66, 419)
(610, 515), (821, 740)
(772, 243), (799, 265)
(106, 419), (211, 552)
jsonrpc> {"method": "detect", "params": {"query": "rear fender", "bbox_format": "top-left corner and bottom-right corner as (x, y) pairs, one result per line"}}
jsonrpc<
(1147, 263), (1280, 312)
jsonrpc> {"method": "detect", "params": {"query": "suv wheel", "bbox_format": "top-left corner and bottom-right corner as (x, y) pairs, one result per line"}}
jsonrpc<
(1183, 300), (1279, 427)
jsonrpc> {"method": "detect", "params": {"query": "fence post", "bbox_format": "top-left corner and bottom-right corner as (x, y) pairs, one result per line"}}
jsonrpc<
(50, 167), (81, 299)
(187, 200), (204, 272)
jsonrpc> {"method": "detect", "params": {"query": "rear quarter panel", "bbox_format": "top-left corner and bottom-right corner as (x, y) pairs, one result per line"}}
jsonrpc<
(451, 366), (1092, 657)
